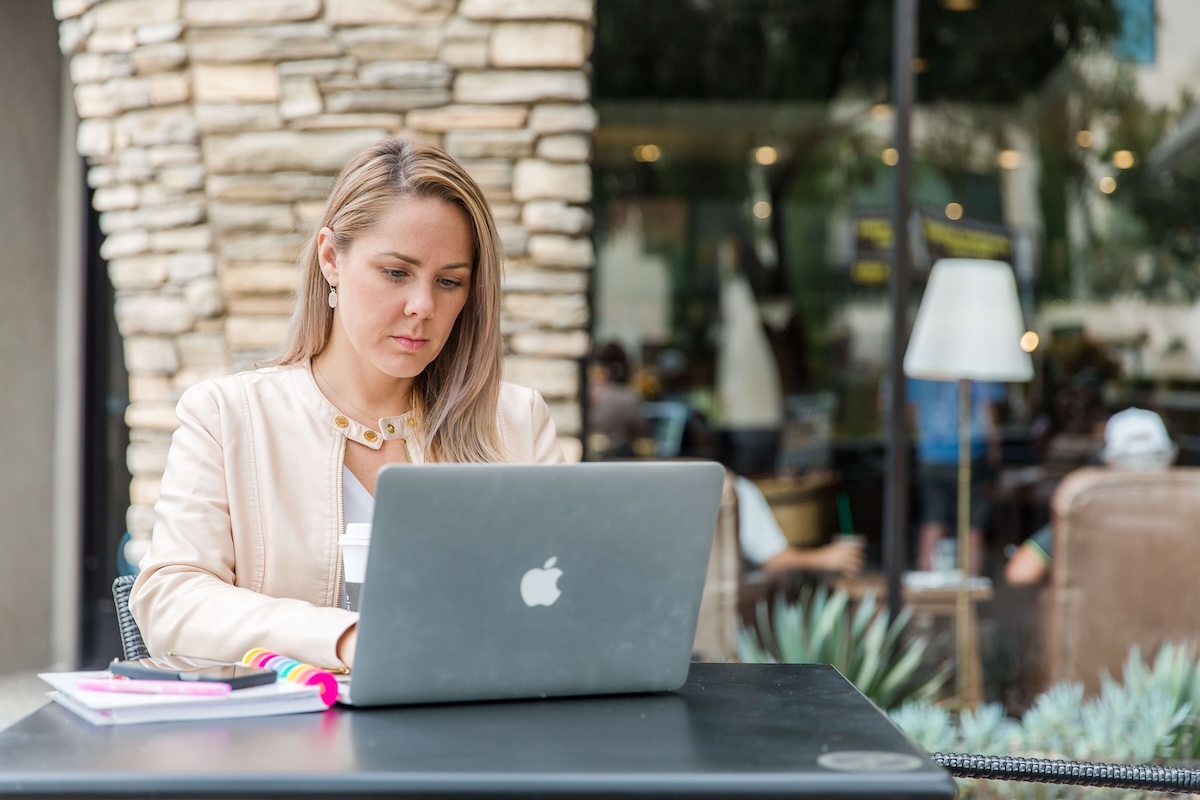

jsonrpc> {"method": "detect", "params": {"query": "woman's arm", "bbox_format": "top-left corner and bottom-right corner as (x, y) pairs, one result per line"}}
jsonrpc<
(130, 382), (357, 669)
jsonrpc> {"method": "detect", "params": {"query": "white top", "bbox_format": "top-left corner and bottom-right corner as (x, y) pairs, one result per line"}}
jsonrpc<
(344, 467), (374, 526)
(733, 476), (789, 566)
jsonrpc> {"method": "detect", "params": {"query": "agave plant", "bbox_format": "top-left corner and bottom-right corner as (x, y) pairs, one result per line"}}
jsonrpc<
(737, 584), (949, 709)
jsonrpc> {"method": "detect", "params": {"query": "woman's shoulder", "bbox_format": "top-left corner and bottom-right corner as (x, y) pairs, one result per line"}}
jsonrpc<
(497, 380), (548, 415)
(178, 363), (306, 408)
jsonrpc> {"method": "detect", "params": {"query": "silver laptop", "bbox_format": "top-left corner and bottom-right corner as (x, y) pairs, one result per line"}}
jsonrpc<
(341, 460), (725, 706)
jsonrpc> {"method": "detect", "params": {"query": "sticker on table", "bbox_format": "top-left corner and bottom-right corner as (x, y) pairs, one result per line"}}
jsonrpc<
(817, 751), (925, 772)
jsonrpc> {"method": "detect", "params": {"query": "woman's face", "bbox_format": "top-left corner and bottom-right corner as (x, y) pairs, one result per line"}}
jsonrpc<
(319, 195), (474, 383)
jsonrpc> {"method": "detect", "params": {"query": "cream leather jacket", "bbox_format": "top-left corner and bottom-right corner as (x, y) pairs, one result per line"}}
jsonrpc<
(130, 361), (563, 669)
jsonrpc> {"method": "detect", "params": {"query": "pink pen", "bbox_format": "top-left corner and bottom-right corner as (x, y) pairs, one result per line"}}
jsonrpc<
(78, 678), (233, 697)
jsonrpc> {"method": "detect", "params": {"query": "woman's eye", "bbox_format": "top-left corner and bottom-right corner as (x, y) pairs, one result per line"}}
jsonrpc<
(384, 269), (408, 280)
(439, 278), (464, 289)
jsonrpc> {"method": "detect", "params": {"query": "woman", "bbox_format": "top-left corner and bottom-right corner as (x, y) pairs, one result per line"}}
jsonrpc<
(131, 139), (564, 671)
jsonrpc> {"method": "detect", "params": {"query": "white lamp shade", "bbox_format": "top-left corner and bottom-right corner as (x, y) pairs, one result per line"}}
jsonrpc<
(904, 258), (1034, 382)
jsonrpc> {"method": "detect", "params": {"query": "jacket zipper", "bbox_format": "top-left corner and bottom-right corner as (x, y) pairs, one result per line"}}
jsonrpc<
(333, 436), (346, 608)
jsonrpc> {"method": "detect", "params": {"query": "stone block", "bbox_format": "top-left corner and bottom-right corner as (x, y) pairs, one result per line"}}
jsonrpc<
(498, 223), (528, 257)
(157, 163), (207, 192)
(101, 230), (151, 260)
(70, 52), (132, 84)
(490, 202), (521, 222)
(116, 294), (197, 335)
(94, 0), (181, 28)
(124, 337), (179, 374)
(167, 251), (217, 282)
(58, 16), (91, 55)
(87, 27), (138, 53)
(406, 104), (527, 132)
(93, 184), (138, 213)
(528, 233), (594, 268)
(521, 200), (591, 234)
(187, 22), (338, 61)
(126, 503), (157, 540)
(228, 295), (295, 315)
(115, 106), (199, 147)
(324, 89), (450, 114)
(151, 225), (212, 252)
(203, 129), (388, 173)
(207, 172), (333, 202)
(128, 374), (173, 402)
(53, 0), (96, 20)
(175, 332), (227, 367)
(226, 316), (290, 349)
(440, 41), (488, 69)
(502, 292), (587, 327)
(146, 144), (201, 165)
(127, 440), (171, 476)
(195, 103), (283, 132)
(292, 113), (404, 130)
(132, 42), (188, 74)
(280, 75), (322, 119)
(336, 26), (441, 61)
(108, 256), (169, 290)
(513, 159), (590, 202)
(536, 133), (589, 161)
(222, 264), (299, 295)
(185, 277), (226, 318)
(456, 158), (513, 191)
(99, 209), (140, 234)
(326, 0), (454, 24)
(445, 16), (491, 40)
(148, 74), (191, 107)
(140, 200), (207, 230)
(209, 201), (296, 232)
(73, 83), (116, 118)
(183, 0), (321, 25)
(509, 329), (590, 358)
(502, 356), (579, 399)
(218, 232), (305, 261)
(278, 57), (356, 78)
(293, 201), (325, 225)
(76, 118), (114, 157)
(501, 265), (587, 292)
(125, 400), (181, 431)
(136, 20), (184, 43)
(194, 63), (281, 103)
(545, 400), (581, 435)
(529, 102), (596, 133)
(358, 61), (453, 89)
(454, 70), (588, 104)
(444, 129), (537, 160)
(461, 0), (593, 21)
(490, 22), (590, 68)
(130, 476), (162, 507)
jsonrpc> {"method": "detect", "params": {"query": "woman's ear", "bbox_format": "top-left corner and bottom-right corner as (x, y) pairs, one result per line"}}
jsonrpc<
(317, 226), (338, 285)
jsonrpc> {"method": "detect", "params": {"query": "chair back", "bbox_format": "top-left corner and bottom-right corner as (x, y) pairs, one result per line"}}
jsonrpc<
(111, 574), (149, 662)
(1035, 466), (1200, 695)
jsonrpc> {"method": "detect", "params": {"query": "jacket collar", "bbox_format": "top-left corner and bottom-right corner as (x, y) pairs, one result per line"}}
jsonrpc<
(290, 360), (417, 452)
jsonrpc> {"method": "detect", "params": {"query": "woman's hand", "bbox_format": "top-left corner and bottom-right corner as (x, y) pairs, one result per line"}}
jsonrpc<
(336, 625), (358, 670)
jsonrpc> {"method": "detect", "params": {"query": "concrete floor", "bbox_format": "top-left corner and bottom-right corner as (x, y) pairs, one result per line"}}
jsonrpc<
(0, 672), (49, 730)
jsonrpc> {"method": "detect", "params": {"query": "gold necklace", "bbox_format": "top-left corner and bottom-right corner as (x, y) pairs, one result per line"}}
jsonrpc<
(312, 360), (411, 427)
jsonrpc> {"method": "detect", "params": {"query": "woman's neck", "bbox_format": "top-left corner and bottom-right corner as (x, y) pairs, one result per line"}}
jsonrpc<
(312, 346), (415, 421)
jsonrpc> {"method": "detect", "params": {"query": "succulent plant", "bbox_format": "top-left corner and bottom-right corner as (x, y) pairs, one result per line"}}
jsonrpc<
(737, 585), (949, 709)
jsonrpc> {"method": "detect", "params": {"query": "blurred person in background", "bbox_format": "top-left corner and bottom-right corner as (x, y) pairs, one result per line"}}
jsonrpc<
(1005, 407), (1177, 586)
(587, 341), (650, 459)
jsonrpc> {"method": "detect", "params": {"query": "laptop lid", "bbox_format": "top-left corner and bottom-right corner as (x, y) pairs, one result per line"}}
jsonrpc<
(346, 461), (726, 707)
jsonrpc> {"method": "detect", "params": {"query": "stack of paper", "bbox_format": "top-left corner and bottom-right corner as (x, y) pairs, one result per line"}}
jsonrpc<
(39, 671), (329, 726)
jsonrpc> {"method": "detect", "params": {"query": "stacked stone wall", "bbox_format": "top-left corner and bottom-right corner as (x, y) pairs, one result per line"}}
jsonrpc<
(54, 0), (595, 556)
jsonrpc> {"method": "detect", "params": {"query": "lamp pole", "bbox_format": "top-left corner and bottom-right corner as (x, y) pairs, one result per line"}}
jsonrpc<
(885, 0), (917, 621)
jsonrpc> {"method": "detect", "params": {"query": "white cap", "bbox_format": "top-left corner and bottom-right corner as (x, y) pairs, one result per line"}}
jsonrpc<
(1103, 408), (1176, 468)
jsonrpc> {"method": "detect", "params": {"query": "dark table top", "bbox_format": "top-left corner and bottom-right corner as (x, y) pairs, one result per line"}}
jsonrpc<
(0, 663), (955, 799)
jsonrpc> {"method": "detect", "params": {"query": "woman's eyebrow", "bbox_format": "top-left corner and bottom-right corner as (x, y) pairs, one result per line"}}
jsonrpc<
(375, 251), (471, 270)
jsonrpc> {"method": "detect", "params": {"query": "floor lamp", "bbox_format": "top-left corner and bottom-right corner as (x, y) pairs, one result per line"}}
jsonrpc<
(903, 258), (1033, 705)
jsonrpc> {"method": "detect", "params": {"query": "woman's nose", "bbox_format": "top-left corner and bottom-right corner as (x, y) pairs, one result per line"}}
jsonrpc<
(404, 282), (436, 317)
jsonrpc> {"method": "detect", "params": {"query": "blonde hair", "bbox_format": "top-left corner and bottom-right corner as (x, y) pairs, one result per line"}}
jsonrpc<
(272, 138), (505, 463)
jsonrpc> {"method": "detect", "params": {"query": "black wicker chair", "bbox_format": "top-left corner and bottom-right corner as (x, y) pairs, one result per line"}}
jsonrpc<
(111, 574), (148, 661)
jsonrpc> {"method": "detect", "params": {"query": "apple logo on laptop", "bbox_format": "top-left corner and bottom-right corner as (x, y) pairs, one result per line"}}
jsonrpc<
(520, 557), (563, 607)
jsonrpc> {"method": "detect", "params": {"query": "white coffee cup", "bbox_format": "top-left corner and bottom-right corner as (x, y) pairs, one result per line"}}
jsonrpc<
(338, 523), (372, 611)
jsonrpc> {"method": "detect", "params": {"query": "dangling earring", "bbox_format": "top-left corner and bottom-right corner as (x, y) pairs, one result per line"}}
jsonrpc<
(327, 285), (338, 309)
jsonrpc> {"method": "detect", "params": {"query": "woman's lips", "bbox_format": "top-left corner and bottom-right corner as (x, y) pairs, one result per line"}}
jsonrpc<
(393, 336), (427, 351)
